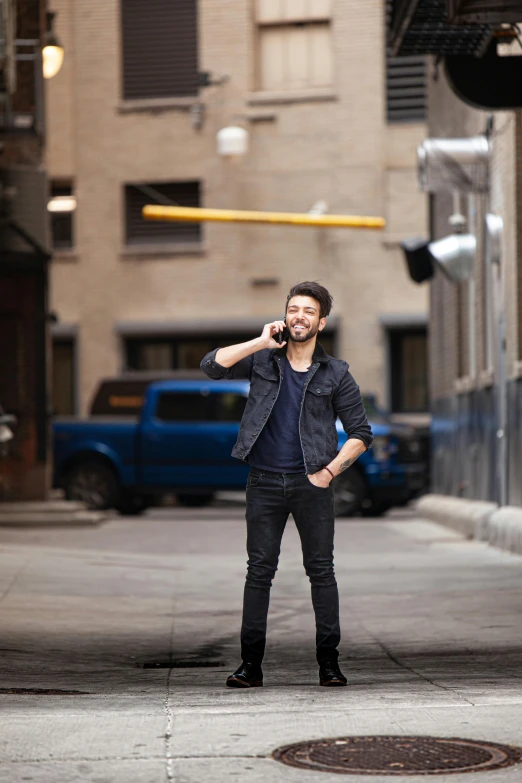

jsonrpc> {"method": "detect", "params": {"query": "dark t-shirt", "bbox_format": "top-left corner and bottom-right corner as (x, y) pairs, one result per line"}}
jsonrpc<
(248, 357), (307, 472)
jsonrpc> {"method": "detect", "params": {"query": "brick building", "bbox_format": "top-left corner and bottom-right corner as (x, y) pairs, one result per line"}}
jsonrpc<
(390, 0), (522, 506)
(47, 0), (429, 420)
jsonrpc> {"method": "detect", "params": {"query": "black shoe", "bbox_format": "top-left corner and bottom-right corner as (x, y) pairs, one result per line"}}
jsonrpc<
(226, 661), (263, 688)
(319, 659), (347, 687)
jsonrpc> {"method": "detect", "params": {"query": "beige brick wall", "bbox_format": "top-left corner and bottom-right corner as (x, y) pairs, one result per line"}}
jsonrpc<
(47, 0), (428, 413)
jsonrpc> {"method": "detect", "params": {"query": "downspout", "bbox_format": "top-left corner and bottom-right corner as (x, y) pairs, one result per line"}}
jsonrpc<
(486, 212), (507, 506)
(467, 194), (477, 381)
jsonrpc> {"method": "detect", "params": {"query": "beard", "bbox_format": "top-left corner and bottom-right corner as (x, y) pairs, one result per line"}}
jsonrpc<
(288, 322), (320, 343)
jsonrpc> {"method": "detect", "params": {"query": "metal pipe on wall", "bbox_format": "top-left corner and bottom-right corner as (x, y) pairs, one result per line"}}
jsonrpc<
(467, 194), (477, 381)
(486, 212), (508, 506)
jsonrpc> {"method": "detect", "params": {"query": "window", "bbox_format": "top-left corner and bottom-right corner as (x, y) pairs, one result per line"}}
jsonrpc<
(125, 331), (337, 372)
(121, 0), (198, 100)
(155, 392), (214, 422)
(386, 55), (426, 122)
(219, 393), (248, 422)
(49, 182), (75, 250)
(389, 328), (428, 413)
(52, 338), (76, 415)
(256, 0), (333, 91)
(124, 181), (201, 245)
(125, 337), (213, 371)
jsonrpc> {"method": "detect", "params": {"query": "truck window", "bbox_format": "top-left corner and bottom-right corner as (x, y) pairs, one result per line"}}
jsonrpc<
(219, 393), (247, 422)
(155, 392), (214, 422)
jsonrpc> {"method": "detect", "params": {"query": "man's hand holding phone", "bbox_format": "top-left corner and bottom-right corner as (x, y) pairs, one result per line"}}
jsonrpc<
(214, 319), (287, 368)
(261, 320), (287, 349)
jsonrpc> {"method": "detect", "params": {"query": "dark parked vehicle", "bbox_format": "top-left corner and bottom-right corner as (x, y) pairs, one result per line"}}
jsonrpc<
(53, 374), (428, 516)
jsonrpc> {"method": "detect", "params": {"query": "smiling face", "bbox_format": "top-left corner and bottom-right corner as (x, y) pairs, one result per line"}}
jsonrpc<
(285, 295), (327, 344)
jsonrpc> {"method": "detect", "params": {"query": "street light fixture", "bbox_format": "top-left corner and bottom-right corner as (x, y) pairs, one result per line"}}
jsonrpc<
(42, 12), (64, 79)
(216, 126), (249, 159)
(401, 231), (476, 284)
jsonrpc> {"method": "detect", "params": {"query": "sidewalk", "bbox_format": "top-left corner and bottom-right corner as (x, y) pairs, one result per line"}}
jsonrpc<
(0, 507), (521, 782)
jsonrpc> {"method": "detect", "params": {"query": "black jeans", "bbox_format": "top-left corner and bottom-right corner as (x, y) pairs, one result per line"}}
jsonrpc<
(241, 468), (340, 665)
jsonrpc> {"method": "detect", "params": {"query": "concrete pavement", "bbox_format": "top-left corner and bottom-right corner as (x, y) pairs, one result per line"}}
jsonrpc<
(0, 506), (521, 782)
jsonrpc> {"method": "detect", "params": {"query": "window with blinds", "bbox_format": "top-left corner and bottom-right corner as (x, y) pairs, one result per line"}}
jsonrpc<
(121, 0), (198, 100)
(386, 55), (426, 123)
(124, 181), (201, 245)
(255, 0), (333, 91)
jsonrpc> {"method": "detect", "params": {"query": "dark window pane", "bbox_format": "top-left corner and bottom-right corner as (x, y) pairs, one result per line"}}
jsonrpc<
(121, 0), (198, 100)
(125, 330), (338, 373)
(127, 340), (174, 371)
(155, 392), (213, 421)
(390, 328), (428, 413)
(50, 183), (74, 249)
(177, 340), (215, 369)
(318, 333), (335, 357)
(219, 393), (247, 422)
(125, 181), (201, 245)
(52, 339), (75, 415)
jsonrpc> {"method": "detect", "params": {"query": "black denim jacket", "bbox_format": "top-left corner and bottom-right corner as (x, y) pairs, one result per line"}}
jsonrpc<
(201, 342), (373, 474)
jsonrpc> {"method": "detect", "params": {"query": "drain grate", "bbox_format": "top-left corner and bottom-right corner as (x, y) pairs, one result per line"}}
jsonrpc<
(0, 688), (88, 695)
(273, 736), (522, 776)
(140, 660), (224, 669)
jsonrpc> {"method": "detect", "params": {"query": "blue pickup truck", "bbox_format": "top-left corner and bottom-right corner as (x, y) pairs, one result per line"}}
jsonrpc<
(53, 374), (428, 516)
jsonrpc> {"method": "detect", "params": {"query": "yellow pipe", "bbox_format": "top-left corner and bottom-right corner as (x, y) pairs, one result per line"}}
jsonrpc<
(142, 205), (385, 230)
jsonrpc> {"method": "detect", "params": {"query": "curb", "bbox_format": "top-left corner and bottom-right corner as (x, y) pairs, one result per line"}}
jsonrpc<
(415, 494), (522, 557)
(0, 501), (108, 527)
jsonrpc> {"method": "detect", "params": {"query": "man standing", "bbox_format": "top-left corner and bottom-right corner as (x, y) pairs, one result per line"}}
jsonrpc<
(201, 282), (373, 687)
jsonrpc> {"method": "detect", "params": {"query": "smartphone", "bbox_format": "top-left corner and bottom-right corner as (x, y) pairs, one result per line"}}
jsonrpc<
(276, 318), (289, 345)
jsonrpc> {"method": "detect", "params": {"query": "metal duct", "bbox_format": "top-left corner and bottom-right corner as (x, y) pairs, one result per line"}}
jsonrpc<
(417, 136), (490, 193)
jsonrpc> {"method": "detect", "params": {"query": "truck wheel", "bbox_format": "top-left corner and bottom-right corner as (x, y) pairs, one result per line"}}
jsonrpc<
(64, 460), (120, 511)
(177, 493), (214, 508)
(117, 493), (149, 516)
(333, 469), (366, 517)
(361, 500), (392, 517)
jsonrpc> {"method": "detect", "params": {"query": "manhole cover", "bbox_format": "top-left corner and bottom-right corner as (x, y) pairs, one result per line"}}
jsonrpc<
(273, 736), (522, 775)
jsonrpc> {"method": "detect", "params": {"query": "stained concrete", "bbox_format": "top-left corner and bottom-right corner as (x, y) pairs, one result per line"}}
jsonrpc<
(0, 507), (521, 782)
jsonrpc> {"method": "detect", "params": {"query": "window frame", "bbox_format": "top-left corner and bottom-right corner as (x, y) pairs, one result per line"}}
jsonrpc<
(49, 180), (75, 251)
(123, 180), (202, 248)
(120, 0), (199, 102)
(254, 0), (333, 93)
(388, 326), (429, 414)
(51, 334), (78, 416)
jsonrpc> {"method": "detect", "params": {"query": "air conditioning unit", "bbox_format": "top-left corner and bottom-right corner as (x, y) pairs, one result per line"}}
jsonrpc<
(447, 0), (522, 24)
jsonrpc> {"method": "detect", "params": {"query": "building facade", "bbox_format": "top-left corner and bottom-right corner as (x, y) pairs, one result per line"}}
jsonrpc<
(389, 0), (522, 506)
(426, 75), (521, 505)
(46, 0), (429, 420)
(0, 0), (52, 501)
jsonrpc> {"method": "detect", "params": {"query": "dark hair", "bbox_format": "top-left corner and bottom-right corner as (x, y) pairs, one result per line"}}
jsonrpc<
(285, 281), (333, 319)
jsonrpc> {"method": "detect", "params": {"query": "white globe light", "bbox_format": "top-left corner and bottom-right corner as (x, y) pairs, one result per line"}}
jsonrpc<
(216, 126), (248, 158)
(43, 45), (64, 79)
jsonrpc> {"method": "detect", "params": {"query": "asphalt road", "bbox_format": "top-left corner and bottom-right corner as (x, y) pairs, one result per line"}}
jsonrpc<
(0, 505), (521, 782)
